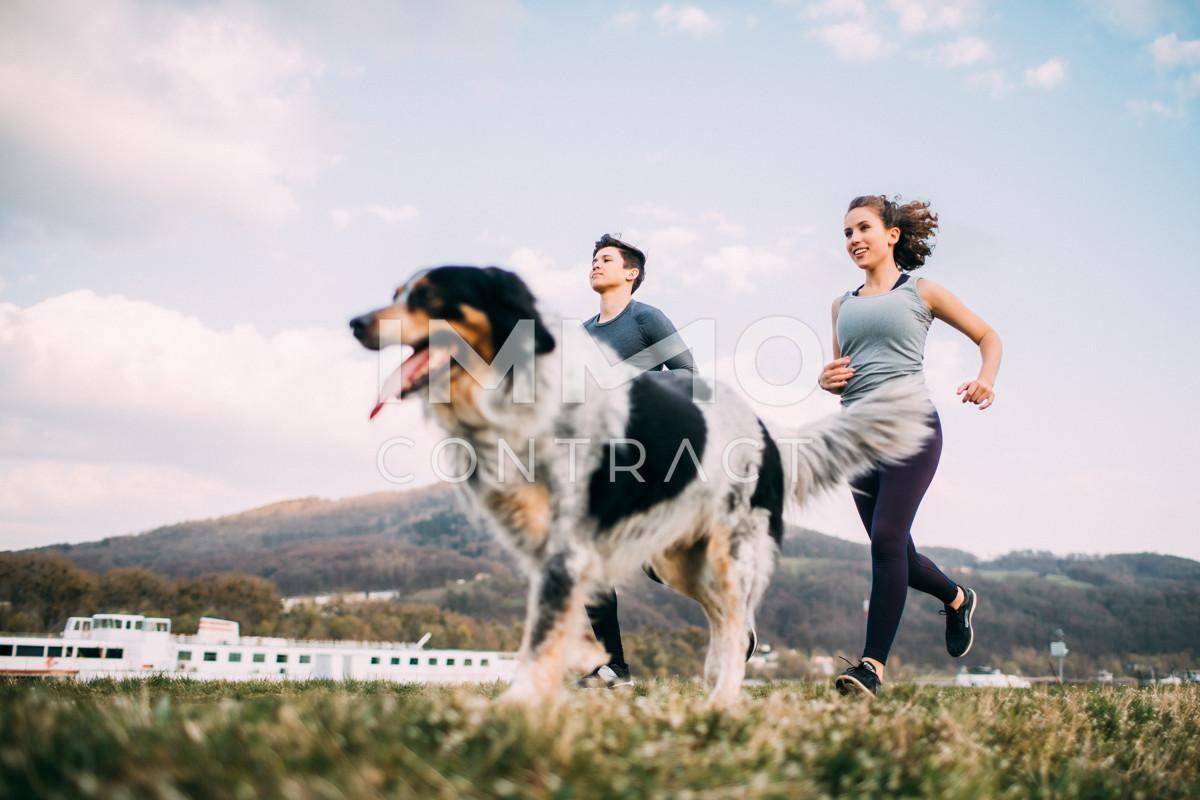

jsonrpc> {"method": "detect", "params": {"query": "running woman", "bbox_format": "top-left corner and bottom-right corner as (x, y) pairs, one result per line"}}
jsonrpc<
(577, 233), (696, 689)
(821, 195), (1002, 698)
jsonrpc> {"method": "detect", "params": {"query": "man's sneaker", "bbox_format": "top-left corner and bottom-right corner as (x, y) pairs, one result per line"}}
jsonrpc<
(942, 587), (978, 658)
(746, 627), (758, 661)
(576, 663), (633, 689)
(834, 659), (880, 698)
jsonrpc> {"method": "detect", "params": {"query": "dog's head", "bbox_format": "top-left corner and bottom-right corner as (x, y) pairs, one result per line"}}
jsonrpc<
(350, 266), (556, 413)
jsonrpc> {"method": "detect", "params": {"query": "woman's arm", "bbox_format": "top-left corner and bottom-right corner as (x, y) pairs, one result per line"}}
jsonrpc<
(918, 278), (1002, 410)
(819, 297), (854, 394)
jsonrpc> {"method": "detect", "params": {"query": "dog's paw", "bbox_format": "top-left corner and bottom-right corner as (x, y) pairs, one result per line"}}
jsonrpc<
(495, 678), (545, 709)
(705, 684), (744, 710)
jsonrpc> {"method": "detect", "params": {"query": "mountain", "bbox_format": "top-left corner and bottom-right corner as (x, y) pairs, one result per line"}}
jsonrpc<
(14, 487), (1200, 674)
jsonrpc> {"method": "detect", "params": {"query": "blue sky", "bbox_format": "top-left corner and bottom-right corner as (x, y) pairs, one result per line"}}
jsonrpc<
(2, 0), (1198, 558)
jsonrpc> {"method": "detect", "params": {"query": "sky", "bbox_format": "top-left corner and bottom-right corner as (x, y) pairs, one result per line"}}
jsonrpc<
(2, 0), (1198, 559)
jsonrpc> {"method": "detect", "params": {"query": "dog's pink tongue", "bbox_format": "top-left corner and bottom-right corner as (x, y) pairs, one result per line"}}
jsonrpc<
(369, 347), (430, 420)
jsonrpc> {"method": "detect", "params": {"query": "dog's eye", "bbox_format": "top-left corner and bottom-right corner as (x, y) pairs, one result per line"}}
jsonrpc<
(407, 285), (430, 308)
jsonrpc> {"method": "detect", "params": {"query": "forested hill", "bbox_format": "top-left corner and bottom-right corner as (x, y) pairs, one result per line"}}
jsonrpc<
(13, 486), (1200, 673)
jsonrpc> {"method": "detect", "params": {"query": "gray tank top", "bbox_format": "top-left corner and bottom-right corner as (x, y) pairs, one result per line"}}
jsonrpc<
(835, 274), (931, 406)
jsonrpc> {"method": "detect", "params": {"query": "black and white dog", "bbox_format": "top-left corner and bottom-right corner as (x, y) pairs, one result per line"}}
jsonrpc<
(351, 266), (931, 706)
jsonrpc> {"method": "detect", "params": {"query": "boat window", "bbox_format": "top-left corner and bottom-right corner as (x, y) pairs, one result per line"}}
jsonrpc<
(276, 654), (288, 663)
(428, 658), (438, 666)
(481, 659), (489, 667)
(464, 658), (473, 667)
(135, 621), (144, 630)
(178, 651), (192, 661)
(229, 652), (242, 663)
(370, 656), (380, 665)
(203, 652), (217, 662)
(65, 647), (73, 657)
(71, 621), (80, 630)
(253, 653), (265, 663)
(391, 657), (400, 665)
(105, 648), (124, 659)
(48, 646), (63, 657)
(446, 658), (455, 667)
(78, 647), (102, 658)
(409, 657), (419, 666)
(125, 621), (132, 629)
(0, 644), (12, 656)
(299, 655), (311, 664)
(82, 621), (91, 630)
(16, 645), (43, 657)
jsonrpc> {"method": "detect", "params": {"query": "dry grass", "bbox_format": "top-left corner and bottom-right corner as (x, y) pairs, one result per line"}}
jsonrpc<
(1, 678), (1197, 799)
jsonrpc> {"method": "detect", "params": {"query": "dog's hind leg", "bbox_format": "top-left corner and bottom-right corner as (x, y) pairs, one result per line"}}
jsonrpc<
(667, 528), (749, 707)
(500, 546), (593, 707)
(738, 511), (777, 653)
(647, 536), (722, 689)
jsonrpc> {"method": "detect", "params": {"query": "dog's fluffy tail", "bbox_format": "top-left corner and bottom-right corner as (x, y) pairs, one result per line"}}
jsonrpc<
(773, 376), (934, 508)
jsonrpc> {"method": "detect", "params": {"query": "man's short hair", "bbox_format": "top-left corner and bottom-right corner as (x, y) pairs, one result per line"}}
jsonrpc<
(593, 233), (646, 293)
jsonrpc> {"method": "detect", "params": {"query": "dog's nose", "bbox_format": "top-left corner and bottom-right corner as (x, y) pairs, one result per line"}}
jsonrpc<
(349, 314), (370, 336)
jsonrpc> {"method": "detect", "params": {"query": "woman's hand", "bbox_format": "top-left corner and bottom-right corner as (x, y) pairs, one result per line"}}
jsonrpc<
(956, 379), (995, 410)
(819, 357), (854, 394)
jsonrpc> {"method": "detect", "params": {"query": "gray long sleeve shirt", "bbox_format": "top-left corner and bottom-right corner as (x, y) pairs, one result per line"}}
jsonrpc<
(582, 299), (696, 375)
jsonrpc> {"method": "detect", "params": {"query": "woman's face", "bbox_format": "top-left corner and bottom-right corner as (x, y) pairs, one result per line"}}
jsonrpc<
(843, 206), (900, 270)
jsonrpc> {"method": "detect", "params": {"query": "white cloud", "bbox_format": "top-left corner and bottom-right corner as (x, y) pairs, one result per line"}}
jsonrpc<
(1126, 98), (1184, 119)
(1079, 0), (1176, 36)
(703, 213), (748, 239)
(1181, 72), (1200, 99)
(966, 68), (1014, 97)
(886, 0), (976, 34)
(934, 35), (994, 68)
(653, 4), (719, 37)
(700, 246), (791, 295)
(0, 290), (443, 548)
(813, 21), (896, 62)
(0, 1), (324, 234)
(1025, 57), (1068, 89)
(1151, 33), (1200, 69)
(804, 0), (869, 20)
(641, 225), (703, 252)
(366, 205), (420, 224)
(627, 203), (683, 223)
(330, 204), (420, 230)
(505, 247), (588, 315)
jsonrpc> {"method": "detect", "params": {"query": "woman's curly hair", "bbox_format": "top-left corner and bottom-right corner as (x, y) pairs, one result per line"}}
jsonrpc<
(848, 195), (939, 271)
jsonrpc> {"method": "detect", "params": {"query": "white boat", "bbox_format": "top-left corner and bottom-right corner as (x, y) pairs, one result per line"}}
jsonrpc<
(0, 613), (517, 683)
(954, 666), (1032, 688)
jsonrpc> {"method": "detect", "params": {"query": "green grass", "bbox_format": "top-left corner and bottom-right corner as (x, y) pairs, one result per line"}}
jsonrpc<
(1, 678), (1197, 799)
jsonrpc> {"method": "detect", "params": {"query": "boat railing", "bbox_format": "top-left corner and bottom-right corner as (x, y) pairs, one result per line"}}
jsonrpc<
(170, 635), (439, 651)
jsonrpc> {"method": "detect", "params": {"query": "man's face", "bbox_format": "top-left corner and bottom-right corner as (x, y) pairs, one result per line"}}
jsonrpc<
(589, 246), (637, 293)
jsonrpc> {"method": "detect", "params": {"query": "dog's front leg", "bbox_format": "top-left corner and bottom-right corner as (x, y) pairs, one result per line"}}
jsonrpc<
(499, 547), (591, 707)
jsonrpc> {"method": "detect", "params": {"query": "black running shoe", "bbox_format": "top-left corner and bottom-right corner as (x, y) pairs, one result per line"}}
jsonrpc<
(576, 663), (633, 689)
(746, 627), (758, 662)
(942, 587), (978, 658)
(834, 659), (880, 698)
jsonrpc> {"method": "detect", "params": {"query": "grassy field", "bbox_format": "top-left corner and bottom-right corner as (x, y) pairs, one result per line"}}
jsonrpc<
(1, 678), (1197, 799)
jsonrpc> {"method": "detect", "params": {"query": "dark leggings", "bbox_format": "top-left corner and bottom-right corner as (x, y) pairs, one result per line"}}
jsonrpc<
(586, 590), (627, 670)
(851, 409), (958, 664)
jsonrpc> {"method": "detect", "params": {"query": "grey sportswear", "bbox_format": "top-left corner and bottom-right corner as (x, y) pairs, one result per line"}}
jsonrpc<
(582, 299), (696, 374)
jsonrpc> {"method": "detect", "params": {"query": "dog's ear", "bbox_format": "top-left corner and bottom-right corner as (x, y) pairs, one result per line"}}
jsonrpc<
(483, 267), (556, 355)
